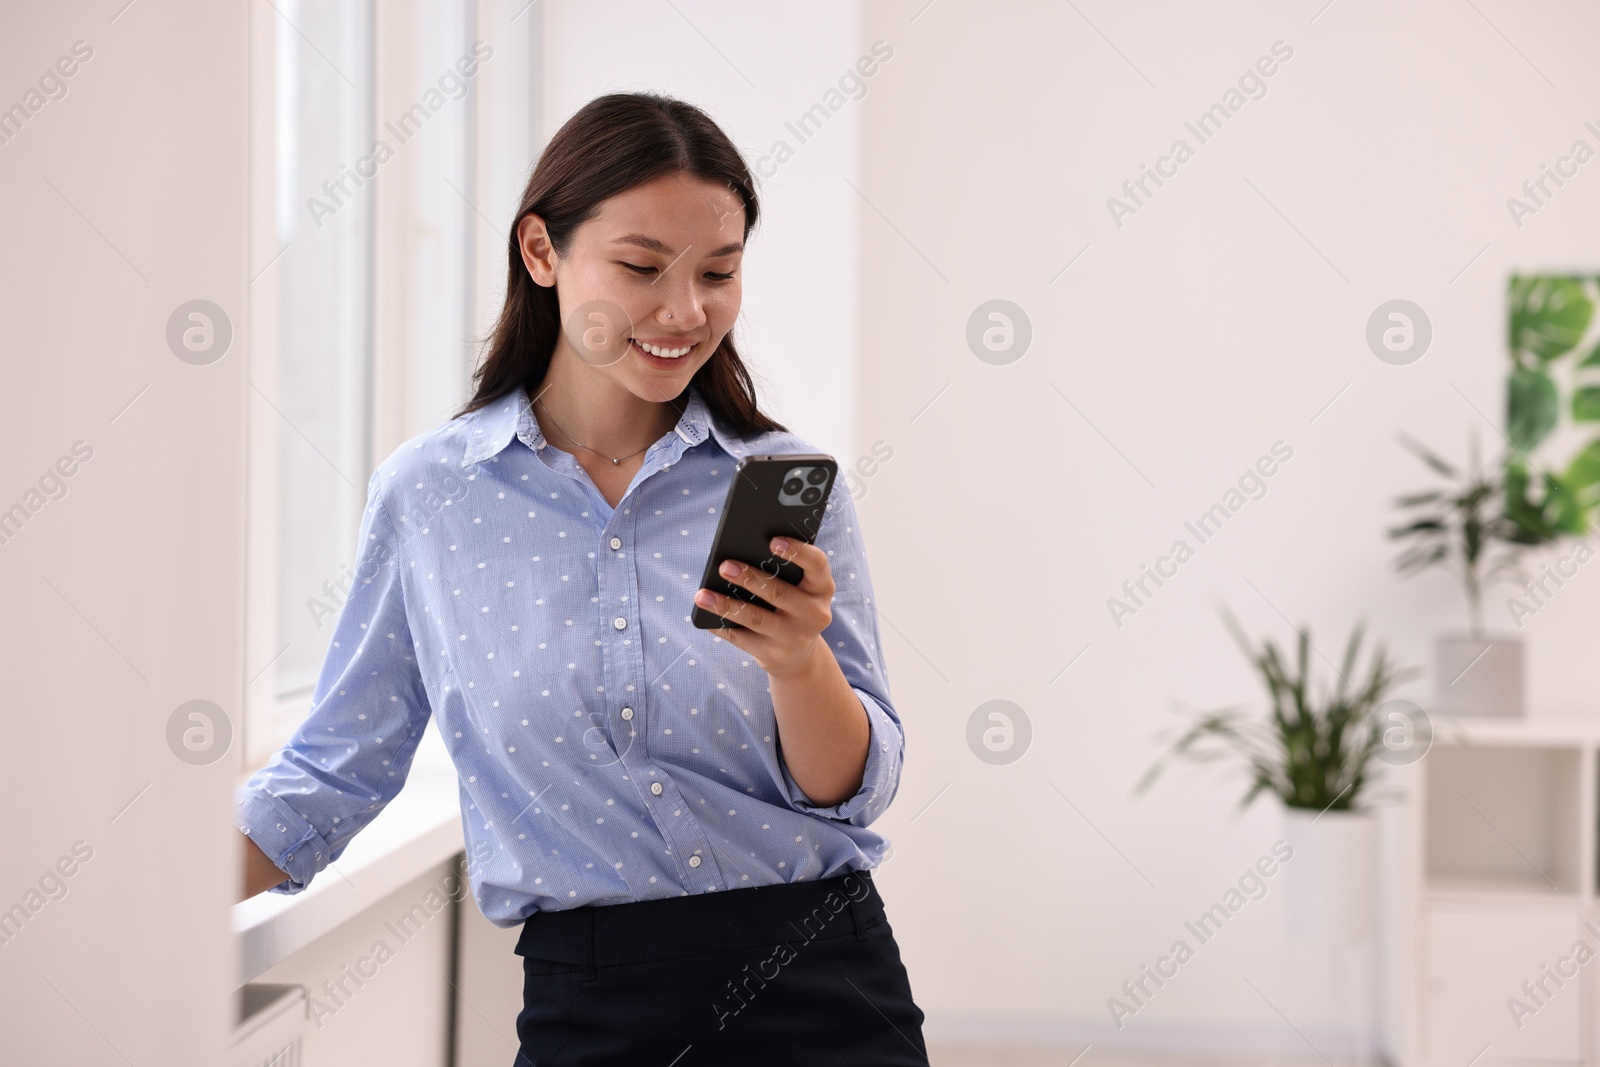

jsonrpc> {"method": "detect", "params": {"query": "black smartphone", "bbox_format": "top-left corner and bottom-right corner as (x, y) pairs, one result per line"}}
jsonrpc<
(691, 454), (839, 630)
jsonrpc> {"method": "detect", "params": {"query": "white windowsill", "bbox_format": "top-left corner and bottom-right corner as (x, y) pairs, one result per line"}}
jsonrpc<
(231, 724), (464, 987)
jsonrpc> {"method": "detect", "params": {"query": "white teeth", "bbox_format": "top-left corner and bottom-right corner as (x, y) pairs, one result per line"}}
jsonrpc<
(634, 339), (691, 358)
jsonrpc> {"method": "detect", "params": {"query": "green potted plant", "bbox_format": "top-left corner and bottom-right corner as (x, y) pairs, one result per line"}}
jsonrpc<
(1136, 609), (1417, 814)
(1136, 608), (1419, 941)
(1387, 427), (1562, 716)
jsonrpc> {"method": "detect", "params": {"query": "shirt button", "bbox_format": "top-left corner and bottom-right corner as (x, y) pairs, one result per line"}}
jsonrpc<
(621, 707), (634, 721)
(688, 855), (702, 868)
(613, 617), (627, 630)
(609, 536), (622, 550)
(650, 782), (663, 795)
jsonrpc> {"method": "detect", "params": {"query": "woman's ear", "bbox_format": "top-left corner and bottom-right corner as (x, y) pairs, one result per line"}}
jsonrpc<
(517, 213), (559, 287)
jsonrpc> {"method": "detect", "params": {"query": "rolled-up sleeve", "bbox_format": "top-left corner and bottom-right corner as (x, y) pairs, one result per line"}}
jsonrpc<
(234, 469), (433, 894)
(776, 480), (904, 828)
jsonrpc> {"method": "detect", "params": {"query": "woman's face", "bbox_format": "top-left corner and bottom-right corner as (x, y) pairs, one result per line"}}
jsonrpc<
(520, 171), (746, 402)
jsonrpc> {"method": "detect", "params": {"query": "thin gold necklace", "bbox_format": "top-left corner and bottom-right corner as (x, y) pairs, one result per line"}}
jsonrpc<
(533, 395), (685, 465)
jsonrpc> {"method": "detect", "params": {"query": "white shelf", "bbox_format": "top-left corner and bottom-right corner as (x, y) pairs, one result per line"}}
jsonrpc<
(1424, 873), (1580, 903)
(1428, 712), (1600, 746)
(1378, 713), (1600, 1067)
(1423, 742), (1582, 895)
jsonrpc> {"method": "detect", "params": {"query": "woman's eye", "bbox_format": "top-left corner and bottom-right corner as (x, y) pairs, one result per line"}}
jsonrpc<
(622, 262), (735, 282)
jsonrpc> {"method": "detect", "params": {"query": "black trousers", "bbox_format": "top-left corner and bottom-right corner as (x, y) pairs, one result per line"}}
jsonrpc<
(512, 867), (928, 1065)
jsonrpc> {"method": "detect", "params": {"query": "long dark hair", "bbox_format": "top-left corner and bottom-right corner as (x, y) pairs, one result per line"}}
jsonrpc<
(450, 92), (786, 436)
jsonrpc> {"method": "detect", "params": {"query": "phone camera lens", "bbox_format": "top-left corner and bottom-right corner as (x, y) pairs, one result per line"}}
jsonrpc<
(806, 468), (828, 485)
(783, 478), (804, 495)
(801, 487), (821, 504)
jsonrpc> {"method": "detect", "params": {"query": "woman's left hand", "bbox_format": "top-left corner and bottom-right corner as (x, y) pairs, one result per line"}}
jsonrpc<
(694, 537), (833, 679)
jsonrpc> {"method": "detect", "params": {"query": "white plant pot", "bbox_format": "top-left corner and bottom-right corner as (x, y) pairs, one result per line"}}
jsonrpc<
(1282, 805), (1379, 1062)
(1282, 805), (1374, 942)
(1434, 632), (1524, 717)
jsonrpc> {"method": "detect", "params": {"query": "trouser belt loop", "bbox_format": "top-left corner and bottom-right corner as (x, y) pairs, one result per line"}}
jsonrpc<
(846, 877), (869, 941)
(579, 908), (597, 981)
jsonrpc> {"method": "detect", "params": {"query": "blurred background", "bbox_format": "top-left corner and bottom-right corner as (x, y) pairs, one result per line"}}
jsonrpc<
(3, 0), (1599, 1063)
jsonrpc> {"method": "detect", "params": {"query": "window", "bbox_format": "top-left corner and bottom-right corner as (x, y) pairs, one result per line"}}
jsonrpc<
(398, 1), (478, 432)
(245, 0), (540, 769)
(269, 0), (376, 703)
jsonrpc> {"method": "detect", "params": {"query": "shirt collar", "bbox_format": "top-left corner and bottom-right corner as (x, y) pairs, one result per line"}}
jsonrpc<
(459, 382), (746, 469)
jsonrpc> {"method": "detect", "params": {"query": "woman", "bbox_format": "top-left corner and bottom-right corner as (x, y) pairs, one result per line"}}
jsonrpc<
(236, 92), (927, 1063)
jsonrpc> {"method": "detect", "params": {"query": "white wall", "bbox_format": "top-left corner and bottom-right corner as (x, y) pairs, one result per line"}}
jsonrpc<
(0, 1), (241, 1061)
(453, 890), (525, 1062)
(857, 0), (1600, 1053)
(252, 860), (458, 1064)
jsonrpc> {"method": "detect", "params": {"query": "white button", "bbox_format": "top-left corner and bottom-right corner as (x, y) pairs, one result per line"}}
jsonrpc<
(650, 782), (663, 795)
(609, 537), (622, 550)
(688, 855), (701, 868)
(621, 707), (634, 721)
(613, 617), (627, 630)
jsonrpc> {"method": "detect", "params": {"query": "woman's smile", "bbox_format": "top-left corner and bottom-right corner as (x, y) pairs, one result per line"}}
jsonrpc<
(631, 335), (699, 368)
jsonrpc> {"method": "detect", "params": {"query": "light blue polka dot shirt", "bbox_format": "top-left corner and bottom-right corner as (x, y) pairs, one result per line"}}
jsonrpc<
(234, 382), (904, 926)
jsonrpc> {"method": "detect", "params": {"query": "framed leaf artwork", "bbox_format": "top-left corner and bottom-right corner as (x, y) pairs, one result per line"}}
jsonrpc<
(1504, 274), (1600, 538)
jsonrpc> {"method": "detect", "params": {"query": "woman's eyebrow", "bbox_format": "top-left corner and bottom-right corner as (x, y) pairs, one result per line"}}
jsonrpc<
(611, 233), (743, 258)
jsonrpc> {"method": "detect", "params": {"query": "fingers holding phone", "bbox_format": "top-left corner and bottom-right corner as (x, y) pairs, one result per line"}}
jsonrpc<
(695, 536), (835, 678)
(696, 535), (835, 624)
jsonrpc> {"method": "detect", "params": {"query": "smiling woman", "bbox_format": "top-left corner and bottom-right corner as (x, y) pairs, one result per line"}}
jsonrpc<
(234, 91), (926, 1065)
